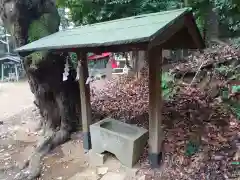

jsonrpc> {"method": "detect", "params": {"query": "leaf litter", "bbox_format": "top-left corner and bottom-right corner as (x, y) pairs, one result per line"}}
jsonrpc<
(90, 44), (240, 180)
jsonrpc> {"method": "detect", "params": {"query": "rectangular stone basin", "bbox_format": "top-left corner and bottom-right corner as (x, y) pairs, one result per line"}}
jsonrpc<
(90, 118), (148, 167)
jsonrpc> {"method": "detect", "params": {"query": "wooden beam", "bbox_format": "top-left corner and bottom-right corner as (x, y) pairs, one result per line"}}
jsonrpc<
(184, 13), (205, 49)
(1, 64), (4, 81)
(148, 15), (185, 49)
(15, 64), (19, 81)
(77, 51), (92, 151)
(54, 42), (148, 55)
(148, 46), (163, 168)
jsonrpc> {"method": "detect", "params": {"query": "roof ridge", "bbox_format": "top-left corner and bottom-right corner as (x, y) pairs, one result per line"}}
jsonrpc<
(55, 21), (173, 38)
(72, 7), (190, 30)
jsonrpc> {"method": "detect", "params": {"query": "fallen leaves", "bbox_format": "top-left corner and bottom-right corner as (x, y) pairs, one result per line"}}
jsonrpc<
(90, 72), (239, 179)
(171, 44), (240, 76)
(90, 44), (240, 180)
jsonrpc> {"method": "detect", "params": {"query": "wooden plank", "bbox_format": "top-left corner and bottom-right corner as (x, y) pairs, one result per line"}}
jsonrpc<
(1, 64), (3, 81)
(148, 16), (185, 49)
(184, 13), (205, 49)
(148, 46), (163, 168)
(77, 51), (92, 150)
(15, 64), (19, 81)
(54, 42), (148, 55)
(19, 42), (148, 58)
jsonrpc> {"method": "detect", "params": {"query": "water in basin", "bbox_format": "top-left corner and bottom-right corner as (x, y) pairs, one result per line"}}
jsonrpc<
(100, 121), (137, 136)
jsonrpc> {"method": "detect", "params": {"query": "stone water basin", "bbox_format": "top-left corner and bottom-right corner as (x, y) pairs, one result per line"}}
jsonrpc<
(90, 118), (148, 167)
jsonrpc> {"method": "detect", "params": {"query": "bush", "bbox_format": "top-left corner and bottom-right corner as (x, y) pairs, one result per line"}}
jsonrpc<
(162, 72), (177, 100)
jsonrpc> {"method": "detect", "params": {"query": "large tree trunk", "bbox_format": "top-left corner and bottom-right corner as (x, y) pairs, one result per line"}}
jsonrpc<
(204, 0), (219, 45)
(0, 0), (81, 179)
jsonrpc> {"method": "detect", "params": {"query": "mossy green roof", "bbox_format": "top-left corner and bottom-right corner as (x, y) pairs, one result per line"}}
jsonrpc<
(16, 8), (201, 52)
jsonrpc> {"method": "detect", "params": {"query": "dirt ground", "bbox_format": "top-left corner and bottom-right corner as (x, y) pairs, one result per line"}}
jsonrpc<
(0, 82), (34, 120)
(0, 81), (142, 180)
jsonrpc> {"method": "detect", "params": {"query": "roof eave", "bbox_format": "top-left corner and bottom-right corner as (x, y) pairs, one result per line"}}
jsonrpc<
(15, 37), (151, 53)
(148, 11), (186, 49)
(148, 9), (205, 49)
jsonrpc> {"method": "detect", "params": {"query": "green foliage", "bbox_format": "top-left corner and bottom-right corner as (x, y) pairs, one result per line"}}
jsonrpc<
(230, 102), (240, 119)
(56, 0), (239, 38)
(222, 95), (240, 120)
(27, 15), (48, 65)
(27, 13), (60, 66)
(221, 87), (229, 100)
(232, 85), (240, 93)
(195, 14), (205, 35)
(69, 52), (78, 68)
(162, 72), (177, 100)
(230, 37), (240, 48)
(27, 51), (48, 67)
(28, 18), (49, 43)
(215, 65), (240, 80)
(216, 64), (240, 120)
(189, 0), (240, 37)
(57, 0), (183, 25)
(185, 141), (200, 156)
(216, 0), (240, 36)
(28, 13), (59, 43)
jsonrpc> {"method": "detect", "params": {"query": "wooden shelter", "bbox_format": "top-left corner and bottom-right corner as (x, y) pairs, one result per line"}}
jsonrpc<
(16, 8), (205, 168)
(0, 54), (22, 81)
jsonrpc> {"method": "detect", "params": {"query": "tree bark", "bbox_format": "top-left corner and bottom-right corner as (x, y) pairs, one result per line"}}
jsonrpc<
(0, 0), (81, 179)
(124, 52), (130, 67)
(204, 0), (219, 45)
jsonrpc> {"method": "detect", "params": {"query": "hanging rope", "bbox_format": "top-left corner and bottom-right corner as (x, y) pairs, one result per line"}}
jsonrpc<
(63, 56), (70, 81)
(75, 61), (80, 81)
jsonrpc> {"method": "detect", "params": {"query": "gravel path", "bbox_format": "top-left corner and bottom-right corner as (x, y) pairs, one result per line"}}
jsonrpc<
(0, 81), (138, 180)
(0, 82), (34, 121)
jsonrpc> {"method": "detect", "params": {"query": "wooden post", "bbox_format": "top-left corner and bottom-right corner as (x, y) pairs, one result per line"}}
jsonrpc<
(15, 64), (19, 81)
(1, 64), (4, 81)
(78, 51), (92, 151)
(148, 47), (163, 168)
(135, 51), (139, 78)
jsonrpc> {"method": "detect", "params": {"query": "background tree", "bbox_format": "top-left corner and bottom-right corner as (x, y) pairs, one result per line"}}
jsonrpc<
(56, 0), (183, 25)
(58, 0), (240, 41)
(58, 8), (70, 30)
(0, 0), (81, 179)
(188, 0), (240, 41)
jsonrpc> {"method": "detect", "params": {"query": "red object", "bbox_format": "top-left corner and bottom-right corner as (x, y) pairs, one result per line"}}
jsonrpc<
(87, 52), (119, 69)
(111, 58), (118, 69)
(88, 52), (111, 60)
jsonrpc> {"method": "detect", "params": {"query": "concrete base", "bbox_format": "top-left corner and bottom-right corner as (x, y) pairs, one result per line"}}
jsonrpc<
(88, 150), (108, 167)
(83, 132), (92, 150)
(100, 172), (126, 180)
(148, 152), (162, 168)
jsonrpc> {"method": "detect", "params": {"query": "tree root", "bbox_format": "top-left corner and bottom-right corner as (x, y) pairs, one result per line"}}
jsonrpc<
(14, 128), (70, 180)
